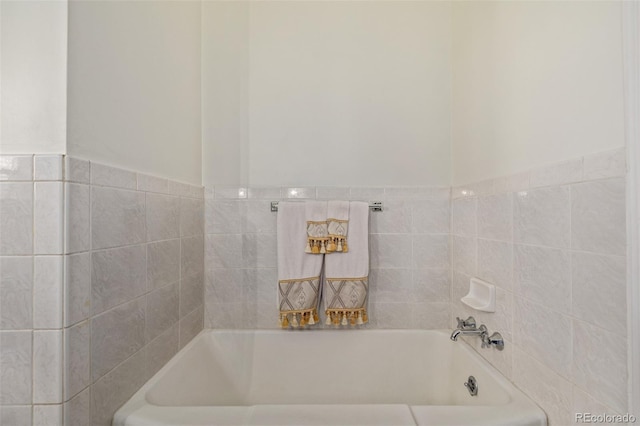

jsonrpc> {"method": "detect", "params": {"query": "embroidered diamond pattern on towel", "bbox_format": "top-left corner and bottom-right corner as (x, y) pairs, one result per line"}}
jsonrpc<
(278, 277), (320, 312)
(325, 278), (368, 310)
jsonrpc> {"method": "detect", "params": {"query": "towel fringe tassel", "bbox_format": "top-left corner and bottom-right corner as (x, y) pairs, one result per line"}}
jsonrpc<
(325, 308), (368, 327)
(279, 308), (319, 329)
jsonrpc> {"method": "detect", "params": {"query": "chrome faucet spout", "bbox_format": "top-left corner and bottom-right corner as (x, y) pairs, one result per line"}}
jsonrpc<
(450, 325), (486, 341)
(450, 329), (463, 341)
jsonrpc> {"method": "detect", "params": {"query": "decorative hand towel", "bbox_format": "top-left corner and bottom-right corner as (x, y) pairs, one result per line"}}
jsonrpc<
(305, 201), (329, 254)
(323, 201), (369, 326)
(277, 201), (324, 328)
(326, 200), (349, 253)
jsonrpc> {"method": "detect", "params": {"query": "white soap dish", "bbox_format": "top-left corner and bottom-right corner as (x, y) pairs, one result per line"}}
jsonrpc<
(461, 278), (496, 312)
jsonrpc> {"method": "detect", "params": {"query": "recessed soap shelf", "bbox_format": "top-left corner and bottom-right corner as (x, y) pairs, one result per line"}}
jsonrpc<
(461, 278), (496, 313)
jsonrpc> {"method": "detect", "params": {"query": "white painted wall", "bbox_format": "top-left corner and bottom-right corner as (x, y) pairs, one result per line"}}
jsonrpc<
(451, 1), (625, 185)
(0, 0), (67, 154)
(202, 1), (452, 187)
(67, 0), (202, 185)
(202, 0), (249, 187)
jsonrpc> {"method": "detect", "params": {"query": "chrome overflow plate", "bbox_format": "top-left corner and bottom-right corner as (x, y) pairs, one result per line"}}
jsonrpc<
(464, 375), (478, 396)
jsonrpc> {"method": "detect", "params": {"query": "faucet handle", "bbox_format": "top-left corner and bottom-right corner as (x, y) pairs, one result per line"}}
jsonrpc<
(481, 330), (504, 351)
(456, 316), (476, 329)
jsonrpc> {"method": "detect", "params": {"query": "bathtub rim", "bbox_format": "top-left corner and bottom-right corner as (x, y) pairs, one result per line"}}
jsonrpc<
(113, 328), (547, 426)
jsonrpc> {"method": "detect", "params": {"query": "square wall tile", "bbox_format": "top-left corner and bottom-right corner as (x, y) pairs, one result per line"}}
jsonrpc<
(35, 182), (64, 254)
(180, 197), (204, 237)
(583, 147), (626, 180)
(452, 197), (476, 236)
(452, 235), (477, 276)
(0, 256), (33, 330)
(412, 235), (450, 269)
(214, 186), (248, 199)
(147, 239), (180, 291)
(64, 157), (90, 184)
(91, 163), (136, 190)
(571, 178), (626, 256)
(412, 302), (450, 329)
(514, 244), (570, 313)
(91, 348), (146, 426)
(33, 330), (63, 403)
(513, 297), (572, 379)
(64, 387), (90, 426)
(477, 239), (513, 291)
(370, 234), (412, 269)
(0, 155), (32, 181)
(33, 404), (62, 426)
(146, 325), (178, 378)
(242, 234), (276, 268)
(146, 193), (180, 242)
(34, 155), (63, 181)
(0, 182), (33, 255)
(34, 256), (63, 329)
(477, 193), (512, 241)
(64, 320), (90, 401)
(145, 283), (179, 343)
(411, 199), (450, 234)
(64, 252), (91, 327)
(180, 273), (204, 318)
(513, 348), (573, 425)
(514, 186), (570, 248)
(169, 181), (193, 198)
(316, 187), (350, 200)
(91, 299), (145, 381)
(137, 174), (168, 194)
(207, 200), (243, 234)
(243, 200), (277, 234)
(180, 305), (204, 348)
(369, 269), (413, 303)
(206, 234), (243, 269)
(182, 236), (204, 278)
(370, 199), (411, 234)
(65, 183), (90, 254)
(412, 268), (450, 303)
(572, 320), (627, 413)
(91, 245), (146, 315)
(0, 406), (31, 425)
(572, 252), (626, 335)
(529, 158), (582, 188)
(92, 186), (146, 250)
(0, 331), (32, 404)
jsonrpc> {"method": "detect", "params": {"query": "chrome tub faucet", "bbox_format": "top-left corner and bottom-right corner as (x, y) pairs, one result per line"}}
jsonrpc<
(451, 316), (504, 351)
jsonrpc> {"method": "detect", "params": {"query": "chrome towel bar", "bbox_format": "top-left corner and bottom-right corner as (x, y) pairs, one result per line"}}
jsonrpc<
(270, 201), (383, 212)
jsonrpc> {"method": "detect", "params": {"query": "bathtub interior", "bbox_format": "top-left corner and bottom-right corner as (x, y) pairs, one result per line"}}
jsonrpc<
(146, 330), (510, 407)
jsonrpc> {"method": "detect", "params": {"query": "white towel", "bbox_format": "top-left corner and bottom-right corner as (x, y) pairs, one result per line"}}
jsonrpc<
(323, 201), (370, 326)
(277, 201), (324, 328)
(327, 200), (350, 253)
(305, 201), (329, 254)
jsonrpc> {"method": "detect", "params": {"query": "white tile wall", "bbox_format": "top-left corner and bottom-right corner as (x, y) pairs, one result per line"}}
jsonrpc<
(0, 183), (34, 255)
(450, 147), (628, 424)
(0, 148), (628, 425)
(61, 158), (205, 426)
(0, 257), (33, 329)
(204, 186), (451, 329)
(34, 155), (63, 181)
(33, 330), (63, 403)
(0, 154), (204, 425)
(91, 186), (146, 249)
(0, 155), (69, 425)
(34, 256), (64, 329)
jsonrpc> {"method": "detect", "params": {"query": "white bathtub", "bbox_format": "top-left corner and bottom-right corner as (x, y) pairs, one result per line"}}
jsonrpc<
(114, 329), (546, 426)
